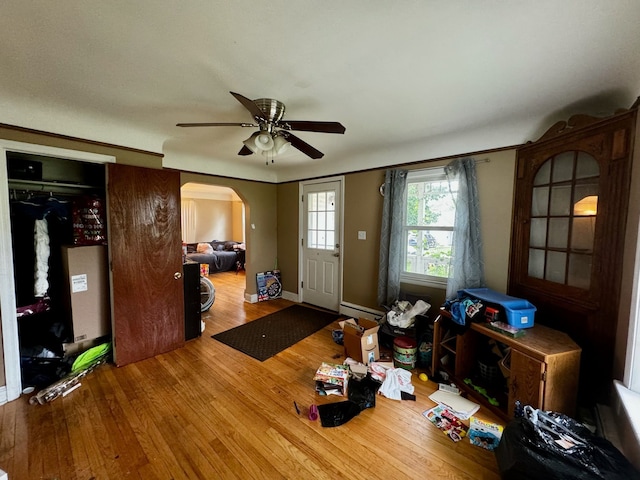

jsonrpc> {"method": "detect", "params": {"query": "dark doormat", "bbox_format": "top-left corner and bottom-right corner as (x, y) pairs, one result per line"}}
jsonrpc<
(212, 304), (340, 361)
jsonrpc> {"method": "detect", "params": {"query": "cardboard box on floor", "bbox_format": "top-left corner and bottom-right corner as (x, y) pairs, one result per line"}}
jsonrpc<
(61, 245), (111, 344)
(339, 318), (380, 365)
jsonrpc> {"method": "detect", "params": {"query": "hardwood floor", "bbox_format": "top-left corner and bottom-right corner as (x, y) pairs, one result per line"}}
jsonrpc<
(0, 271), (502, 479)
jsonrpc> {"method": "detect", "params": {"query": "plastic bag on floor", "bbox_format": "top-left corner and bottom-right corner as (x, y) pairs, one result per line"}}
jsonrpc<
(495, 407), (640, 480)
(317, 401), (361, 427)
(386, 300), (430, 328)
(347, 374), (381, 410)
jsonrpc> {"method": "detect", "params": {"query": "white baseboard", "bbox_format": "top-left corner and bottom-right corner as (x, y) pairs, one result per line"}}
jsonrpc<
(0, 386), (6, 406)
(281, 290), (298, 302)
(242, 294), (380, 321)
(339, 301), (384, 320)
(612, 380), (640, 470)
(244, 290), (298, 304)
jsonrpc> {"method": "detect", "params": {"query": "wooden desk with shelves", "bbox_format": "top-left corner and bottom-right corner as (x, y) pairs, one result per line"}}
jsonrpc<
(432, 309), (581, 420)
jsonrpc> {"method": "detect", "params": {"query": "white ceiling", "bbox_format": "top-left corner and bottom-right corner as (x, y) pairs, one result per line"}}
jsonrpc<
(1, 2), (639, 183)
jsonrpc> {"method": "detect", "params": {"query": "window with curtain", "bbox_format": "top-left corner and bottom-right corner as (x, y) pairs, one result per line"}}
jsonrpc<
(400, 167), (458, 288)
(181, 199), (197, 243)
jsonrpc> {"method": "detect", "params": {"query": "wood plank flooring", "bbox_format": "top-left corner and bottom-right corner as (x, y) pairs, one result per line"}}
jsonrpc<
(0, 271), (503, 479)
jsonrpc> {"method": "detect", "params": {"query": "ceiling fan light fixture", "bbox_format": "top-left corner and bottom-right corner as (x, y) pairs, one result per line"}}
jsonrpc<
(273, 134), (291, 154)
(242, 132), (261, 154)
(254, 131), (275, 151)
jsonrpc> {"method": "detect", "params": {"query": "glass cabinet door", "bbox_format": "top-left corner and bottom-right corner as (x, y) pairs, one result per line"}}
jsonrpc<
(527, 151), (598, 290)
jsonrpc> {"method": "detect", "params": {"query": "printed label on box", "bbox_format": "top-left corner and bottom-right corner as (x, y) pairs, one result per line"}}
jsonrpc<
(71, 274), (88, 293)
(366, 334), (373, 345)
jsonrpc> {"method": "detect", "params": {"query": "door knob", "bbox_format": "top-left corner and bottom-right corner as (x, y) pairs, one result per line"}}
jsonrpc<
(332, 253), (340, 257)
(174, 272), (182, 279)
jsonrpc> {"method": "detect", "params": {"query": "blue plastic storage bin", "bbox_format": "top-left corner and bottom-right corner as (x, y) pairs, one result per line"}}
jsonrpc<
(461, 288), (536, 329)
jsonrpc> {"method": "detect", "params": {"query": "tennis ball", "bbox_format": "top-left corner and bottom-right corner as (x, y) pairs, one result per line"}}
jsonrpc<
(419, 373), (428, 382)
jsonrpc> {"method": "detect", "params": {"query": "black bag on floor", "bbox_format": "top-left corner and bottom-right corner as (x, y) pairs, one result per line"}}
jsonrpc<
(495, 407), (640, 480)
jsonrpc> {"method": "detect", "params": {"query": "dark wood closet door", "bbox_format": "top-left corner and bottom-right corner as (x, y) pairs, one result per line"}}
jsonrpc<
(107, 164), (184, 366)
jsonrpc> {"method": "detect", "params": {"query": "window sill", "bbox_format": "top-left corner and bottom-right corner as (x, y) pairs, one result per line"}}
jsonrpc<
(612, 380), (640, 470)
(400, 273), (446, 290)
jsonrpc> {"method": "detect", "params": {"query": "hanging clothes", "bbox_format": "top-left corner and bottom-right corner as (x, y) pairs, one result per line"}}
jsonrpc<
(34, 218), (49, 297)
(10, 195), (71, 306)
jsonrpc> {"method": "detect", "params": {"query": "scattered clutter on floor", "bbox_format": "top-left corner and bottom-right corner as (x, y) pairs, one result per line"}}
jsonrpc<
(468, 417), (504, 451)
(423, 404), (469, 442)
(28, 341), (111, 404)
(429, 386), (479, 419)
(317, 400), (362, 427)
(338, 318), (380, 365)
(384, 299), (430, 329)
(307, 300), (639, 478)
(314, 362), (349, 396)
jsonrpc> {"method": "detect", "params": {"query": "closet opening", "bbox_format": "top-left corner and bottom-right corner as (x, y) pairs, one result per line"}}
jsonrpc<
(6, 152), (111, 393)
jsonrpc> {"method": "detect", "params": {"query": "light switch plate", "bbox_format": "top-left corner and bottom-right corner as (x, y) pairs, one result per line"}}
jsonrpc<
(358, 231), (366, 240)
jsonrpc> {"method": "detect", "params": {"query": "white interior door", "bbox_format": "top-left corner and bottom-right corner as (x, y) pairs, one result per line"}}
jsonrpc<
(301, 179), (342, 311)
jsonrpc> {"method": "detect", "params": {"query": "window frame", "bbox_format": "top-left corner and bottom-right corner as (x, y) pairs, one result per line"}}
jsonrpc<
(400, 167), (455, 289)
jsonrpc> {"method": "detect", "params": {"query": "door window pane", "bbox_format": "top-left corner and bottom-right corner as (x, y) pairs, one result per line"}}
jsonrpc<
(306, 189), (336, 250)
(318, 231), (326, 248)
(327, 191), (335, 210)
(326, 231), (335, 248)
(318, 211), (326, 230)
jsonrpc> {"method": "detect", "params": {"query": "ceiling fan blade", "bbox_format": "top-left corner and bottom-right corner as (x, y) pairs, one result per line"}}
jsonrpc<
(238, 145), (254, 156)
(177, 122), (256, 127)
(230, 91), (265, 120)
(282, 121), (346, 134)
(285, 132), (324, 159)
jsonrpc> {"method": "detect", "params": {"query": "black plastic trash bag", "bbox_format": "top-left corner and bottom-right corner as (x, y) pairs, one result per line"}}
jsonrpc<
(347, 374), (380, 410)
(495, 408), (640, 480)
(317, 401), (361, 427)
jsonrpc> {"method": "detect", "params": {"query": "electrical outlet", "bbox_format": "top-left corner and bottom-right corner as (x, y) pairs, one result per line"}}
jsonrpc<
(358, 231), (366, 240)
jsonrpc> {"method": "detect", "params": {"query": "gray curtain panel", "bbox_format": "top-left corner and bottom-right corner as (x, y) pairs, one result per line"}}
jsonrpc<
(445, 158), (485, 300)
(377, 168), (408, 307)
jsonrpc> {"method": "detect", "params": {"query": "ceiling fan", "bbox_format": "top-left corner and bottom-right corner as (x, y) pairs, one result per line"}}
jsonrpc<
(177, 91), (345, 161)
